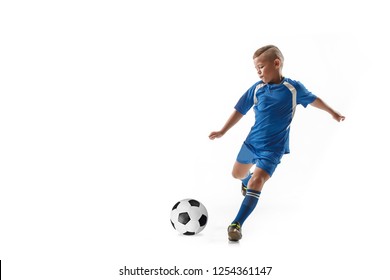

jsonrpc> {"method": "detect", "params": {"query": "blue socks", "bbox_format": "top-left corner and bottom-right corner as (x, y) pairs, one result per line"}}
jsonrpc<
(232, 189), (261, 226)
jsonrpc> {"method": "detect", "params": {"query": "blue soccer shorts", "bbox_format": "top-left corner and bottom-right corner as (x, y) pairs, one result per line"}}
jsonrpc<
(236, 142), (284, 177)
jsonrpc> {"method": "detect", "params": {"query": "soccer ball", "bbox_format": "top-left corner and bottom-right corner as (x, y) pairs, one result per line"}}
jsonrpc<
(170, 198), (208, 235)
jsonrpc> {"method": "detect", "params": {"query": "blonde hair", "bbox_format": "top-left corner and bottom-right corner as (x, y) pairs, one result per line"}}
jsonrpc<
(253, 45), (284, 67)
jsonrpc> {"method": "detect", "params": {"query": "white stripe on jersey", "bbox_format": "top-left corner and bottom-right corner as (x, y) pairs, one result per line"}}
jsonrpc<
(253, 82), (297, 120)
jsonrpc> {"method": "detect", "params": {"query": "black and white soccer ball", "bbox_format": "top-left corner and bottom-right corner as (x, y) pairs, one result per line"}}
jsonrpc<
(170, 198), (208, 235)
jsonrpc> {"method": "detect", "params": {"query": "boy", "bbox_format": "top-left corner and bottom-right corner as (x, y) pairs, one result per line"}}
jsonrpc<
(209, 45), (345, 241)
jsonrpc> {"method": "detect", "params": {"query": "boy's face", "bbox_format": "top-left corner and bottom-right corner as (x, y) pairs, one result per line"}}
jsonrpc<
(253, 54), (281, 84)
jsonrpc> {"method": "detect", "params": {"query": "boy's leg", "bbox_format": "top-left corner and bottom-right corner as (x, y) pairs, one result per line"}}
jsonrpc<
(231, 167), (270, 224)
(232, 161), (253, 195)
(228, 167), (270, 241)
(232, 161), (253, 180)
(233, 143), (256, 192)
(247, 167), (270, 192)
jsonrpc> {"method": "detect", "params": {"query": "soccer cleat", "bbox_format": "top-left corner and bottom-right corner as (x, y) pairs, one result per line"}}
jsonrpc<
(227, 222), (242, 241)
(241, 183), (247, 196)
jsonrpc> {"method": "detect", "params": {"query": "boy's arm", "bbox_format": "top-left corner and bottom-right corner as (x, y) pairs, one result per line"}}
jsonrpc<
(310, 97), (345, 122)
(209, 110), (244, 140)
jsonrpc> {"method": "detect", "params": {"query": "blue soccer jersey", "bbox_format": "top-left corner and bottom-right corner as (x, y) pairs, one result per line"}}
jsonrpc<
(234, 78), (317, 154)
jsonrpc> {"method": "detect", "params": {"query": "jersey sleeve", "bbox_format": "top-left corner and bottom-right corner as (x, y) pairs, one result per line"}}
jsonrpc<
(234, 82), (259, 115)
(295, 81), (317, 107)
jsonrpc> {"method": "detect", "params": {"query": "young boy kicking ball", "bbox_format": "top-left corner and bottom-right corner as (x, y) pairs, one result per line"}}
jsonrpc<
(209, 45), (345, 241)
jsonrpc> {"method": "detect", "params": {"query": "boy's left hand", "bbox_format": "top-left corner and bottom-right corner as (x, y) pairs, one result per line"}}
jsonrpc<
(333, 112), (345, 122)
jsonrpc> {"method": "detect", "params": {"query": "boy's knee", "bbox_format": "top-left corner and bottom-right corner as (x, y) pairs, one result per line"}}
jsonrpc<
(231, 170), (241, 179)
(247, 173), (268, 191)
(232, 169), (245, 180)
(249, 175), (264, 186)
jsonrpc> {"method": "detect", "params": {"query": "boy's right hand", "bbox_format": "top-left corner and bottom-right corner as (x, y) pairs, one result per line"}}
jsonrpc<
(209, 131), (224, 140)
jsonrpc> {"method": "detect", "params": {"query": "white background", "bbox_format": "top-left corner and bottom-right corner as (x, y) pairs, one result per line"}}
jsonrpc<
(1, 0), (389, 279)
